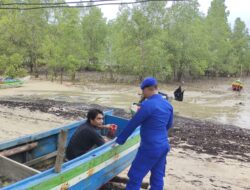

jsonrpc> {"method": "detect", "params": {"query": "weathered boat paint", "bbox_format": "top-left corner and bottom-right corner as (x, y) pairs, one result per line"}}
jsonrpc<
(0, 111), (140, 190)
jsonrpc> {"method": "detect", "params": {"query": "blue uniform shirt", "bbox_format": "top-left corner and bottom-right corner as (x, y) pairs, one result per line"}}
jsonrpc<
(116, 94), (173, 151)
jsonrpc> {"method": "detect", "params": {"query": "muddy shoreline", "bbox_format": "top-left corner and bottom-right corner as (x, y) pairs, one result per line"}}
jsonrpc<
(1, 97), (250, 163)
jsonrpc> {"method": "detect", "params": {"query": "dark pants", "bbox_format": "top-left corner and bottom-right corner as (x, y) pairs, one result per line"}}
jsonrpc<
(126, 148), (168, 190)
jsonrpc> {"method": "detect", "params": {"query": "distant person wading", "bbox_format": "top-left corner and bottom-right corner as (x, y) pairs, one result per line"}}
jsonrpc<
(174, 86), (184, 101)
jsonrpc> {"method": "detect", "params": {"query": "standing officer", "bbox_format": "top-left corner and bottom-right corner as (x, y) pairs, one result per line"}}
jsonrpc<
(116, 77), (173, 190)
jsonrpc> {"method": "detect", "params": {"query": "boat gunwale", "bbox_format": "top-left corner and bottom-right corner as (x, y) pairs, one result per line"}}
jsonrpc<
(0, 111), (114, 150)
(1, 130), (140, 190)
(0, 110), (141, 190)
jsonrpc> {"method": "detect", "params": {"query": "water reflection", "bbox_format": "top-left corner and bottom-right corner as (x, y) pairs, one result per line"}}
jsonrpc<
(45, 79), (250, 129)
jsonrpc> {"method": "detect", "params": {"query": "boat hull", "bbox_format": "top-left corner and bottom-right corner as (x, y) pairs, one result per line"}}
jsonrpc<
(0, 113), (140, 190)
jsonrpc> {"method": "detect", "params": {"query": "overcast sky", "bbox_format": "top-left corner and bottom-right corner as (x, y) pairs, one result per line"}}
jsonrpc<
(66, 0), (250, 30)
(99, 0), (250, 30)
(198, 0), (250, 30)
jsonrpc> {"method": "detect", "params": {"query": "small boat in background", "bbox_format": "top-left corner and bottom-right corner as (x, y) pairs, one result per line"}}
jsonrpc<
(0, 77), (23, 89)
(0, 76), (30, 89)
(232, 79), (243, 91)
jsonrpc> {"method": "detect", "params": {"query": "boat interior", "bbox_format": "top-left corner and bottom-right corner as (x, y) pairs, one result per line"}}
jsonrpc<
(0, 113), (127, 188)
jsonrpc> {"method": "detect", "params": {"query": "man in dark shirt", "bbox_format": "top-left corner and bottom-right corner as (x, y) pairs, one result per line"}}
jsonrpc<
(66, 109), (109, 160)
(174, 86), (184, 101)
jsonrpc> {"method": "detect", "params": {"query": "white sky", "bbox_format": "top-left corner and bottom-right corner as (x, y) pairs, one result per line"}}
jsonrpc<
(198, 0), (250, 29)
(66, 0), (250, 30)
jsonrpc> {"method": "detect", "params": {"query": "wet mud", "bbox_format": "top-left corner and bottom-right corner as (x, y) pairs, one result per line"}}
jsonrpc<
(170, 117), (250, 162)
(1, 97), (249, 163)
(0, 97), (130, 120)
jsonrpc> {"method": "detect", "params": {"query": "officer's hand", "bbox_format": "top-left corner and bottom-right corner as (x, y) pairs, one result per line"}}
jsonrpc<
(102, 124), (117, 129)
(112, 142), (119, 148)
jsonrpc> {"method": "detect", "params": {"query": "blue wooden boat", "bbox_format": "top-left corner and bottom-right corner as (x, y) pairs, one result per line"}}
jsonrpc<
(0, 111), (140, 190)
(0, 78), (23, 89)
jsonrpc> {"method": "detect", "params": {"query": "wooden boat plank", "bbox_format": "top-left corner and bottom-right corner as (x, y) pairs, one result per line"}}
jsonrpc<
(0, 111), (140, 190)
(24, 151), (58, 167)
(0, 142), (38, 157)
(0, 155), (40, 181)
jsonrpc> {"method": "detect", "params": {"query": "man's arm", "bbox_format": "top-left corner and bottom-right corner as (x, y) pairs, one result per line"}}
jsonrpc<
(116, 103), (151, 145)
(166, 108), (174, 130)
(91, 129), (105, 147)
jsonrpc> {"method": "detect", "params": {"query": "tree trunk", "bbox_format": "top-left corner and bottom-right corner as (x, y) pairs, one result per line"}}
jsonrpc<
(71, 72), (76, 84)
(177, 71), (183, 82)
(33, 56), (39, 78)
(177, 63), (184, 82)
(246, 68), (250, 76)
(60, 68), (63, 84)
(35, 72), (39, 78)
(140, 40), (145, 79)
(29, 63), (33, 73)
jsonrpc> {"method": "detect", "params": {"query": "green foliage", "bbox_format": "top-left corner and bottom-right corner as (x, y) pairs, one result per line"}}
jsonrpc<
(0, 53), (27, 77)
(165, 0), (209, 81)
(231, 18), (250, 76)
(205, 0), (233, 76)
(81, 7), (108, 71)
(0, 0), (250, 82)
(110, 2), (172, 80)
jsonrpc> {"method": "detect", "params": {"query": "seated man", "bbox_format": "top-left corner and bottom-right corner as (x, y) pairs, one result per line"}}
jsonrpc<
(66, 109), (113, 160)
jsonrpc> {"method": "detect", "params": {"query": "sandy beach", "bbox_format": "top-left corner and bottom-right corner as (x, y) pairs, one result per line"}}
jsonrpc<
(0, 106), (72, 142)
(121, 148), (250, 190)
(0, 79), (250, 189)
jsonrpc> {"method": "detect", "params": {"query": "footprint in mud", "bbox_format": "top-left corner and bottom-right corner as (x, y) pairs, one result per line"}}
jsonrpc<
(205, 157), (213, 162)
(188, 172), (204, 179)
(189, 180), (203, 186)
(209, 178), (215, 183)
(215, 159), (226, 163)
(212, 184), (232, 190)
(168, 173), (183, 181)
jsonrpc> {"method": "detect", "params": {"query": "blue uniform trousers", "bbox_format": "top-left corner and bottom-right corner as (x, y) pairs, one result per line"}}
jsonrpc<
(126, 147), (168, 190)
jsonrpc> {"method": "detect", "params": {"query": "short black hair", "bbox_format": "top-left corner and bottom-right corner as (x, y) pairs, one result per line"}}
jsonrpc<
(87, 109), (103, 123)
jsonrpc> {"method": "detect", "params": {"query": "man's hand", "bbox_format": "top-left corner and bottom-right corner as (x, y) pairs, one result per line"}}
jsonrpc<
(102, 124), (118, 129)
(102, 136), (111, 142)
(102, 124), (112, 129)
(112, 142), (119, 148)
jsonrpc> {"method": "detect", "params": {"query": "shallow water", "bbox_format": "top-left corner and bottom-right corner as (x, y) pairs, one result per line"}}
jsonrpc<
(169, 78), (250, 129)
(44, 78), (250, 129)
(2, 78), (249, 129)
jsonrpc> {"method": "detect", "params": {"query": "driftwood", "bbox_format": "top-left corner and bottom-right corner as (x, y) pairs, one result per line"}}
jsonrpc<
(0, 142), (38, 157)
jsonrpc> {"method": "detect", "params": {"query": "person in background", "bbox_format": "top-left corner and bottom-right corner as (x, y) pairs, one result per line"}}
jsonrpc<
(174, 85), (184, 101)
(116, 77), (174, 190)
(66, 109), (115, 160)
